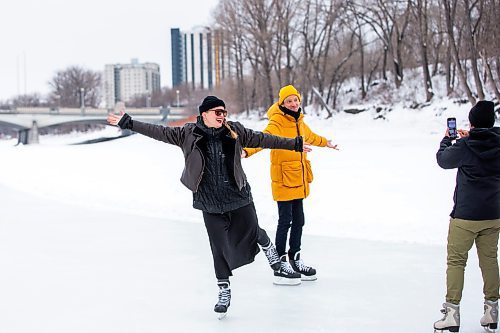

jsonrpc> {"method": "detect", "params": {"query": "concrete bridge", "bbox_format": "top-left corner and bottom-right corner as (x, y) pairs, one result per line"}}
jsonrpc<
(0, 106), (191, 144)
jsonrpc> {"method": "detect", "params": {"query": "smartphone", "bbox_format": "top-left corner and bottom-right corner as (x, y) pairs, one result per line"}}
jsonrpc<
(447, 117), (457, 139)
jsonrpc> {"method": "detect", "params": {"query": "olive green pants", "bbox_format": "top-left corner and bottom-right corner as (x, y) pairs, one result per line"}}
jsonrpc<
(446, 218), (500, 304)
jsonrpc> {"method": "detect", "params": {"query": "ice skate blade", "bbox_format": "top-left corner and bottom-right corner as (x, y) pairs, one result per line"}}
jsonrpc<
(273, 276), (301, 286)
(217, 312), (227, 320)
(433, 326), (459, 333)
(482, 323), (497, 333)
(301, 274), (317, 281)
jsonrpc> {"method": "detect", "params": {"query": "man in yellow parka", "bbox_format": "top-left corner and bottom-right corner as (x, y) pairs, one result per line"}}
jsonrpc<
(243, 84), (338, 285)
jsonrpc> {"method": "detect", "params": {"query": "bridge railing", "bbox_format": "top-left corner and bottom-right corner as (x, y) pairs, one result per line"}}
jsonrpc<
(0, 106), (200, 145)
(0, 106), (193, 116)
(12, 107), (168, 115)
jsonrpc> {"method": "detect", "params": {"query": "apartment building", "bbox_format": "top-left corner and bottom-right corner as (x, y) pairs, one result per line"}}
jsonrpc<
(103, 59), (161, 109)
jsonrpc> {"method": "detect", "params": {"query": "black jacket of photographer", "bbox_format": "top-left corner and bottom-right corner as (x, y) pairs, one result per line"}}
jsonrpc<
(118, 114), (303, 213)
(436, 127), (500, 220)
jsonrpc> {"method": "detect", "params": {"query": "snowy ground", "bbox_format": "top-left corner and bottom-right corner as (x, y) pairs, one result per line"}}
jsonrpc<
(0, 101), (497, 332)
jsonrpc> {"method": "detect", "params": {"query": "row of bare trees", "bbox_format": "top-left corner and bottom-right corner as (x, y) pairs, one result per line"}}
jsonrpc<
(3, 66), (178, 109)
(213, 0), (499, 114)
(2, 66), (103, 109)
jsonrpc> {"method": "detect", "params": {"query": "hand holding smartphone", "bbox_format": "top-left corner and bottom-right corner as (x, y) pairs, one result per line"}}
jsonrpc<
(447, 117), (457, 139)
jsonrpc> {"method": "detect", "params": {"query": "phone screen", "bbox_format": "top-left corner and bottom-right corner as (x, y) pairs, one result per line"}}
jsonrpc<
(447, 118), (457, 138)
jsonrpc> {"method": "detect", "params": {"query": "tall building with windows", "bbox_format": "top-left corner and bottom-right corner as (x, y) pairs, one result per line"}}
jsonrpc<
(103, 59), (161, 109)
(171, 28), (185, 88)
(171, 27), (227, 90)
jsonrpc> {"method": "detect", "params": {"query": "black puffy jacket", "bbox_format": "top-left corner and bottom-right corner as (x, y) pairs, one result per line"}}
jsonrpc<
(192, 118), (253, 213)
(436, 127), (500, 220)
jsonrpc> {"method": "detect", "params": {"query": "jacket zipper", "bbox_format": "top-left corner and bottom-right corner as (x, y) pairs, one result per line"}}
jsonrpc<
(194, 139), (205, 193)
(295, 120), (307, 197)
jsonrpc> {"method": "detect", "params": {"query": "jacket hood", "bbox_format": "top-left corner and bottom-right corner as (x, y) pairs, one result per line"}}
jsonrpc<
(465, 127), (500, 160)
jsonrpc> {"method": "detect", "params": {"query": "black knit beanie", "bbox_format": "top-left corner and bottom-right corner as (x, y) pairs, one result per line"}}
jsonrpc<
(469, 100), (495, 128)
(198, 96), (225, 114)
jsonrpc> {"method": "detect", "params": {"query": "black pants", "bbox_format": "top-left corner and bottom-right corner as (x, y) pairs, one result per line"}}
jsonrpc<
(203, 203), (270, 280)
(276, 199), (305, 258)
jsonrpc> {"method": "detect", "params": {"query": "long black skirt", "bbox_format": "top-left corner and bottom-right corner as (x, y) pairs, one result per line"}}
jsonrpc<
(203, 202), (266, 280)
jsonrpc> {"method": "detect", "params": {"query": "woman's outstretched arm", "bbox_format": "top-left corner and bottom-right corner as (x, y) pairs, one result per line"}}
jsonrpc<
(107, 111), (185, 147)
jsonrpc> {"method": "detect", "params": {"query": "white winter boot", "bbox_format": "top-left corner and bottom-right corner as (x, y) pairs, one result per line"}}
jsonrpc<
(480, 300), (498, 332)
(434, 302), (460, 332)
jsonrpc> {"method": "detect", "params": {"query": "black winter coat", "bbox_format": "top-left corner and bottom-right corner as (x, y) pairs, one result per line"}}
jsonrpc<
(436, 127), (500, 220)
(192, 118), (253, 213)
(118, 113), (302, 193)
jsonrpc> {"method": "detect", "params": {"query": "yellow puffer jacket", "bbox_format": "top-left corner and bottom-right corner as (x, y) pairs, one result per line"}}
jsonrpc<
(244, 103), (328, 201)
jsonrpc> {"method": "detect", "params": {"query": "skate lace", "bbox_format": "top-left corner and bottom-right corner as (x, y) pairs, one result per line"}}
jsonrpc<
(281, 261), (296, 274)
(294, 259), (311, 272)
(217, 288), (231, 306)
(263, 244), (280, 266)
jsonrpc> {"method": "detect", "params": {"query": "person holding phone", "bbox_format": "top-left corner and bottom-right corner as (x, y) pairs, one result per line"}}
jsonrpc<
(434, 100), (500, 332)
(107, 96), (309, 318)
(242, 85), (338, 285)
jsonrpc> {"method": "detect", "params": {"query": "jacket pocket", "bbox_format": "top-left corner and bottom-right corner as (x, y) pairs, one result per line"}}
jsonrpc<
(305, 159), (313, 183)
(281, 161), (303, 188)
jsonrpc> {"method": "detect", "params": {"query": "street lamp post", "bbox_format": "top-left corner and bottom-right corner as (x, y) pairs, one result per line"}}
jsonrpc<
(176, 90), (180, 107)
(54, 94), (60, 112)
(80, 87), (85, 115)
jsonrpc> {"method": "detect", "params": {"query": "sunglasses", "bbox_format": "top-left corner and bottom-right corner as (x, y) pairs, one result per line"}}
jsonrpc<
(210, 109), (228, 117)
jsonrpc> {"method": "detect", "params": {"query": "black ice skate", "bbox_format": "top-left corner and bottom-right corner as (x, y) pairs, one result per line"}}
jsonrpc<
(289, 252), (317, 281)
(214, 281), (231, 319)
(273, 255), (301, 286)
(262, 241), (281, 271)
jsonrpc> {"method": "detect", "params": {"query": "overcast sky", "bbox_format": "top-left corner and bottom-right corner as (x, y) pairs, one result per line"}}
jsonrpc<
(0, 0), (219, 101)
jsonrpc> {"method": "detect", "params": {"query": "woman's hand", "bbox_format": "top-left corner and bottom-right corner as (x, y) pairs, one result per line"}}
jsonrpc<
(107, 111), (124, 126)
(241, 150), (248, 158)
(326, 140), (339, 150)
(303, 143), (312, 152)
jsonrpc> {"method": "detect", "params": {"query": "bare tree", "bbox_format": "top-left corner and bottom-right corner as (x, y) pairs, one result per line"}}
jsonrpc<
(240, 0), (278, 107)
(480, 51), (500, 101)
(355, 0), (412, 88)
(428, 0), (446, 77)
(462, 0), (485, 100)
(11, 93), (45, 107)
(411, 0), (434, 101)
(127, 88), (176, 108)
(214, 0), (251, 113)
(441, 0), (476, 104)
(48, 66), (101, 108)
(274, 0), (299, 86)
(325, 30), (360, 111)
(299, 0), (341, 102)
(347, 1), (374, 99)
(476, 0), (499, 101)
